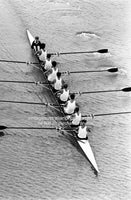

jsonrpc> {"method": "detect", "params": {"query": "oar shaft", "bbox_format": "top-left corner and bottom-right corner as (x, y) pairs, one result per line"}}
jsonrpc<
(0, 59), (27, 64)
(70, 70), (105, 74)
(82, 111), (131, 118)
(0, 100), (59, 107)
(52, 49), (107, 56)
(0, 59), (39, 64)
(59, 50), (96, 55)
(94, 111), (131, 117)
(80, 89), (121, 94)
(64, 69), (115, 74)
(0, 80), (47, 84)
(7, 127), (56, 130)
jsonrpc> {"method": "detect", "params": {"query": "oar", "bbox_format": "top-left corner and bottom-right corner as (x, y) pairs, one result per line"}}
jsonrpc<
(0, 100), (59, 107)
(0, 126), (57, 130)
(0, 59), (39, 64)
(82, 111), (131, 118)
(62, 67), (118, 74)
(0, 80), (48, 84)
(51, 48), (108, 56)
(0, 125), (75, 132)
(0, 49), (108, 64)
(75, 87), (131, 95)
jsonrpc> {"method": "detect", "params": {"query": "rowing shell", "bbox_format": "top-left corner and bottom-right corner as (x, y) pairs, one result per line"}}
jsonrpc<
(26, 30), (99, 174)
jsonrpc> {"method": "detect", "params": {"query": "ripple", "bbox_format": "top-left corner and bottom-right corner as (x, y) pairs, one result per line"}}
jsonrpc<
(76, 31), (100, 39)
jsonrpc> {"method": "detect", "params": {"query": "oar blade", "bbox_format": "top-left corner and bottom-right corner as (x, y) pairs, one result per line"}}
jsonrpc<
(122, 87), (131, 92)
(0, 125), (7, 130)
(98, 49), (108, 53)
(108, 67), (118, 73)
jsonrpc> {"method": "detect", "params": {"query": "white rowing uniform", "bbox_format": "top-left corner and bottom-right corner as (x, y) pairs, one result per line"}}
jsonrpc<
(72, 112), (81, 126)
(48, 68), (58, 82)
(64, 100), (76, 114)
(45, 59), (52, 70)
(54, 77), (62, 91)
(60, 89), (69, 102)
(39, 50), (47, 62)
(78, 126), (87, 139)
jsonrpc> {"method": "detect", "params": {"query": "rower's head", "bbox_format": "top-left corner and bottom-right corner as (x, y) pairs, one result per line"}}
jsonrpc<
(63, 84), (68, 89)
(74, 107), (79, 113)
(80, 119), (87, 126)
(40, 43), (46, 49)
(47, 53), (51, 59)
(52, 61), (57, 68)
(35, 36), (39, 42)
(70, 93), (75, 100)
(57, 72), (61, 78)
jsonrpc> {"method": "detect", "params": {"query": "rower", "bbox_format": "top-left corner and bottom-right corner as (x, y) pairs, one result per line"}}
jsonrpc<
(52, 72), (64, 92)
(37, 43), (47, 63)
(57, 84), (69, 103)
(47, 61), (58, 82)
(44, 54), (52, 71)
(77, 119), (88, 140)
(31, 36), (41, 53)
(63, 93), (77, 115)
(68, 107), (81, 127)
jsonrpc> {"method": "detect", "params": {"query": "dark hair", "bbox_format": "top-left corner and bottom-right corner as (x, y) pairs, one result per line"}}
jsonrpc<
(47, 53), (51, 59)
(74, 107), (79, 113)
(35, 36), (39, 40)
(70, 93), (75, 99)
(41, 43), (46, 49)
(81, 119), (87, 123)
(52, 61), (57, 67)
(63, 84), (68, 89)
(57, 72), (61, 78)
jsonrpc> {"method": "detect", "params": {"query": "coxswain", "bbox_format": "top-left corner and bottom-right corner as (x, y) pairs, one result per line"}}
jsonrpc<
(44, 54), (52, 71)
(68, 107), (81, 127)
(37, 43), (47, 63)
(77, 119), (88, 140)
(57, 84), (69, 103)
(63, 93), (77, 115)
(47, 61), (58, 82)
(31, 36), (41, 53)
(52, 72), (64, 92)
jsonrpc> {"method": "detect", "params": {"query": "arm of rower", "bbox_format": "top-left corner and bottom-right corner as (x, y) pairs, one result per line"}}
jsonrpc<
(52, 79), (56, 84)
(86, 126), (91, 133)
(45, 68), (52, 75)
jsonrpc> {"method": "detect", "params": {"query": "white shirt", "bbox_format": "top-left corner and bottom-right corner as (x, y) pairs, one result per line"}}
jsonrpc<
(48, 68), (58, 82)
(64, 100), (76, 114)
(78, 126), (87, 138)
(45, 59), (52, 70)
(54, 77), (62, 90)
(60, 89), (69, 102)
(72, 112), (81, 125)
(39, 50), (47, 62)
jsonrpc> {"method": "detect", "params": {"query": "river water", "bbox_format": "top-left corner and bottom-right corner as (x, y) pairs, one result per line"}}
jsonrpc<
(0, 0), (131, 200)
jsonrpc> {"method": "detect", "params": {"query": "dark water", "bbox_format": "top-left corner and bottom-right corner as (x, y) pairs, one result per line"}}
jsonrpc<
(0, 0), (131, 199)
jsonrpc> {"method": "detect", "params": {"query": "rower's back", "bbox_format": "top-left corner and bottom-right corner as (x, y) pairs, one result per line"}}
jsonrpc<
(54, 72), (63, 91)
(72, 107), (81, 126)
(77, 120), (88, 140)
(64, 93), (76, 114)
(59, 84), (69, 102)
(45, 54), (52, 70)
(48, 61), (58, 82)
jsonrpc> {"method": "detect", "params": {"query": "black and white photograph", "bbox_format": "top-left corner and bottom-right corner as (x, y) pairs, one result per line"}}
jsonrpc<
(0, 0), (131, 199)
